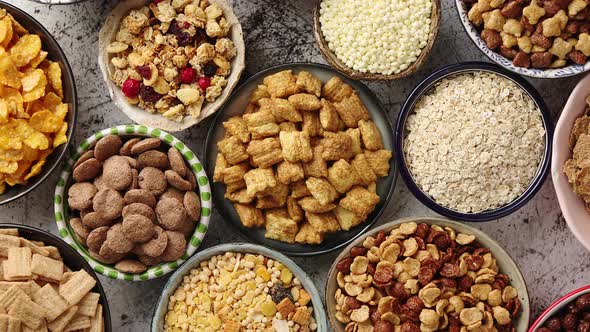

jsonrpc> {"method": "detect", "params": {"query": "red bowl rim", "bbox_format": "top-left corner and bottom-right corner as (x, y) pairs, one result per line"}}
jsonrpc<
(528, 284), (590, 331)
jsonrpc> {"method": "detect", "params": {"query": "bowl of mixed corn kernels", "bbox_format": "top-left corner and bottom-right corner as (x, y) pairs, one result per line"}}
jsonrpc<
(152, 243), (328, 331)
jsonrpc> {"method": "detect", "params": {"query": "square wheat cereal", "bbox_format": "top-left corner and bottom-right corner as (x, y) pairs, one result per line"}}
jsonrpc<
(364, 149), (392, 177)
(358, 120), (384, 151)
(296, 71), (322, 97)
(295, 222), (324, 245)
(265, 214), (298, 244)
(243, 168), (276, 197)
(333, 93), (370, 128)
(302, 111), (323, 137)
(305, 211), (341, 233)
(351, 154), (377, 185)
(260, 98), (301, 123)
(303, 145), (328, 178)
(327, 159), (362, 193)
(63, 314), (91, 331)
(32, 284), (69, 321)
(87, 304), (103, 332)
(20, 239), (50, 257)
(233, 203), (265, 228)
(31, 254), (63, 282)
(28, 280), (41, 296)
(4, 247), (32, 281)
(23, 320), (47, 332)
(59, 270), (96, 305)
(217, 136), (249, 165)
(297, 197), (336, 214)
(276, 161), (305, 185)
(333, 205), (365, 231)
(0, 282), (31, 296)
(279, 131), (313, 163)
(246, 138), (283, 168)
(47, 305), (77, 332)
(75, 292), (100, 317)
(339, 186), (380, 217)
(305, 177), (338, 205)
(319, 98), (340, 132)
(262, 70), (299, 98)
(222, 116), (250, 143)
(0, 234), (21, 257)
(8, 296), (46, 330)
(0, 314), (20, 332)
(322, 76), (353, 102)
(0, 285), (29, 310)
(321, 132), (353, 161)
(0, 229), (18, 236)
(287, 93), (321, 111)
(256, 182), (289, 209)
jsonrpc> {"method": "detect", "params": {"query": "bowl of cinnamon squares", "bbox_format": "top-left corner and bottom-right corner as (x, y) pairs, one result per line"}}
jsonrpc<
(205, 63), (397, 255)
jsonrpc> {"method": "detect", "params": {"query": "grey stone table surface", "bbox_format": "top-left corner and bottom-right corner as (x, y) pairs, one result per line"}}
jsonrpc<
(2, 0), (590, 330)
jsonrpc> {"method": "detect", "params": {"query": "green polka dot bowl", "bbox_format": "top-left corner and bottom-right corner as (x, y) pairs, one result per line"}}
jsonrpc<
(54, 124), (212, 281)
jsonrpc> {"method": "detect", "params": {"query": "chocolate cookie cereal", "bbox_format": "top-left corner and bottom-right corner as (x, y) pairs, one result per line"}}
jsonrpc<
(67, 135), (202, 274)
(333, 222), (522, 331)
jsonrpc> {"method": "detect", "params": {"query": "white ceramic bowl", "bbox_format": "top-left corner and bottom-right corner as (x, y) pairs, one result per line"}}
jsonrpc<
(552, 72), (590, 252)
(455, 0), (590, 78)
(528, 285), (590, 331)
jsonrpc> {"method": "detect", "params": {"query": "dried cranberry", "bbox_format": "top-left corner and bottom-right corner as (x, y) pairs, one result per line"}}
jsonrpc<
(153, 0), (163, 3)
(135, 65), (152, 80)
(122, 78), (141, 98)
(180, 67), (196, 84)
(182, 21), (190, 29)
(203, 63), (217, 77)
(198, 77), (211, 90)
(177, 32), (194, 46)
(139, 85), (162, 103)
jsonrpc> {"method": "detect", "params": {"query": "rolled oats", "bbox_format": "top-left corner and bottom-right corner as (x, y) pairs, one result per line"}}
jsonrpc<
(404, 72), (546, 213)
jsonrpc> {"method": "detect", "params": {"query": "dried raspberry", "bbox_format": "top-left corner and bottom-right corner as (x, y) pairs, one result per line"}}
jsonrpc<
(180, 67), (196, 84)
(203, 63), (217, 77)
(135, 65), (152, 80)
(198, 77), (211, 90)
(122, 79), (140, 98)
(153, 0), (163, 3)
(139, 85), (162, 103)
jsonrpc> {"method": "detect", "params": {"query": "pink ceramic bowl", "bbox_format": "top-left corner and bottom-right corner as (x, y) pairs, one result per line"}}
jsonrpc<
(552, 72), (590, 252)
(528, 285), (590, 331)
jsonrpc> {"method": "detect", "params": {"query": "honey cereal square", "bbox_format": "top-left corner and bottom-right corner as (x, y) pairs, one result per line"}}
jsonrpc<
(233, 203), (265, 228)
(290, 180), (311, 198)
(297, 196), (336, 213)
(339, 186), (380, 217)
(277, 161), (305, 184)
(296, 71), (322, 97)
(322, 76), (353, 102)
(276, 297), (297, 318)
(222, 116), (250, 143)
(279, 131), (313, 163)
(333, 205), (365, 231)
(287, 196), (304, 222)
(333, 93), (370, 128)
(287, 93), (322, 111)
(346, 128), (362, 155)
(225, 188), (255, 204)
(321, 132), (353, 161)
(221, 163), (250, 186)
(358, 120), (384, 151)
(319, 98), (341, 132)
(327, 159), (362, 193)
(256, 182), (289, 209)
(248, 84), (270, 105)
(264, 214), (298, 244)
(302, 111), (323, 137)
(351, 154), (377, 185)
(292, 307), (312, 325)
(364, 149), (392, 177)
(213, 154), (229, 182)
(262, 70), (300, 98)
(305, 177), (339, 205)
(259, 98), (302, 123)
(295, 222), (324, 245)
(246, 137), (283, 168)
(244, 168), (277, 197)
(306, 211), (341, 233)
(217, 136), (249, 165)
(303, 145), (328, 178)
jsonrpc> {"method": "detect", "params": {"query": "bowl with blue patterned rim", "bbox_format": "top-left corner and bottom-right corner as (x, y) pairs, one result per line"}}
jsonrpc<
(54, 124), (212, 281)
(455, 0), (590, 79)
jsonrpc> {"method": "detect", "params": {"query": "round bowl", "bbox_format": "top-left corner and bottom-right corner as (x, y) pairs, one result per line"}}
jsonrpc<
(0, 1), (77, 205)
(0, 223), (112, 331)
(529, 285), (590, 331)
(325, 216), (531, 332)
(204, 62), (398, 256)
(54, 124), (212, 281)
(312, 0), (440, 81)
(151, 243), (328, 331)
(552, 72), (590, 252)
(455, 0), (590, 79)
(396, 62), (552, 222)
(97, 0), (245, 132)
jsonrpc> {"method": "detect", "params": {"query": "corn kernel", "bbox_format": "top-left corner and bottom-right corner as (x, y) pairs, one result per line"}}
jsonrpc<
(256, 266), (271, 281)
(210, 315), (222, 330)
(280, 269), (293, 285)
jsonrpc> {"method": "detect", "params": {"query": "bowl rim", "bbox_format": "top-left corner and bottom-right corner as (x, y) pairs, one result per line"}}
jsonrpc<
(455, 0), (590, 79)
(528, 285), (590, 331)
(324, 216), (531, 332)
(53, 124), (212, 281)
(312, 0), (441, 81)
(0, 0), (78, 206)
(0, 223), (113, 331)
(150, 242), (328, 332)
(395, 61), (553, 222)
(203, 61), (398, 256)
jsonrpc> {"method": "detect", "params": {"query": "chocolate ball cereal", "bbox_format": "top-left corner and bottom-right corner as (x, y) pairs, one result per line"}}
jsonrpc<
(538, 294), (590, 332)
(66, 135), (203, 274)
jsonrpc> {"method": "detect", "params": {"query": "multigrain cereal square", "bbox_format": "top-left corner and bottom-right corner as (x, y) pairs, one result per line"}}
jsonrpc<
(0, 314), (20, 332)
(321, 132), (353, 161)
(76, 292), (100, 317)
(244, 168), (277, 196)
(322, 76), (353, 102)
(339, 186), (380, 217)
(295, 222), (324, 244)
(264, 214), (298, 243)
(290, 180), (312, 198)
(0, 235), (20, 257)
(364, 149), (392, 177)
(302, 111), (323, 137)
(358, 120), (384, 150)
(246, 138), (283, 168)
(64, 314), (91, 331)
(287, 93), (322, 111)
(31, 254), (63, 282)
(59, 270), (96, 305)
(333, 93), (370, 128)
(303, 145), (328, 178)
(259, 98), (302, 123)
(306, 211), (341, 233)
(327, 159), (361, 193)
(351, 154), (377, 185)
(277, 161), (305, 184)
(222, 116), (250, 143)
(233, 203), (265, 228)
(262, 70), (299, 98)
(279, 131), (313, 163)
(319, 98), (341, 132)
(256, 182), (289, 209)
(32, 284), (69, 321)
(8, 296), (46, 330)
(221, 163), (250, 186)
(225, 188), (255, 204)
(87, 304), (103, 332)
(333, 205), (364, 231)
(0, 285), (28, 308)
(217, 136), (249, 165)
(305, 177), (338, 205)
(297, 197), (336, 213)
(287, 196), (304, 222)
(346, 128), (362, 155)
(213, 154), (229, 182)
(296, 71), (322, 97)
(4, 247), (32, 281)
(47, 305), (78, 332)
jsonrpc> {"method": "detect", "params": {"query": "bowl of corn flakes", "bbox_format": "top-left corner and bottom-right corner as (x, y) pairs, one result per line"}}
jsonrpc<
(0, 2), (77, 205)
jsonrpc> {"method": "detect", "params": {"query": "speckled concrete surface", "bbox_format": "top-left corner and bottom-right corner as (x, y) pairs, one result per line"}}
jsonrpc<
(1, 0), (589, 330)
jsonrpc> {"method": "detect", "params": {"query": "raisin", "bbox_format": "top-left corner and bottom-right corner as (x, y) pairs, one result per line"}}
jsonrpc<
(135, 65), (152, 80)
(139, 85), (162, 103)
(269, 283), (292, 303)
(204, 63), (217, 77)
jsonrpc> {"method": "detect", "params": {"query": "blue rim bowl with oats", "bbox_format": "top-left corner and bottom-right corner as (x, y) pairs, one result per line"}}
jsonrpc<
(54, 125), (212, 281)
(0, 1), (77, 205)
(396, 62), (552, 222)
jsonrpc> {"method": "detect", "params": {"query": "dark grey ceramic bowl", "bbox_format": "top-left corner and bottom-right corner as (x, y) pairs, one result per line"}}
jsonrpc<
(0, 1), (77, 205)
(0, 223), (111, 331)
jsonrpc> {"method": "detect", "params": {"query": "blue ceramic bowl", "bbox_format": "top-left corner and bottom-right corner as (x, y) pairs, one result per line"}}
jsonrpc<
(151, 243), (328, 331)
(396, 62), (553, 222)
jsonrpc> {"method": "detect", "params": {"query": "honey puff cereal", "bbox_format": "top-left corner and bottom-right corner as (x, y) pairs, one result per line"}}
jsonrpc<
(164, 252), (317, 331)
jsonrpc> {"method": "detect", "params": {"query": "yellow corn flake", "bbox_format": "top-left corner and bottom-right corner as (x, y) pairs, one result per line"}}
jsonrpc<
(29, 109), (61, 133)
(29, 50), (47, 69)
(47, 61), (62, 98)
(0, 159), (17, 173)
(0, 180), (5, 194)
(0, 16), (12, 48)
(21, 68), (44, 92)
(1, 86), (25, 116)
(0, 148), (23, 161)
(10, 34), (41, 67)
(0, 52), (21, 89)
(0, 99), (8, 124)
(53, 122), (67, 148)
(22, 73), (46, 102)
(42, 92), (61, 111)
(24, 159), (45, 180)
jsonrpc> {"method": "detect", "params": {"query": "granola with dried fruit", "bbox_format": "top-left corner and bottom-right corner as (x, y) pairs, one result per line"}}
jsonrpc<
(564, 95), (590, 211)
(106, 0), (237, 121)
